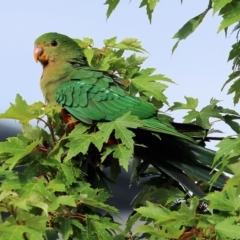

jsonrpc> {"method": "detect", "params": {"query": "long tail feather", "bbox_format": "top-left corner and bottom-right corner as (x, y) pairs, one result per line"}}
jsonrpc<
(133, 128), (228, 197)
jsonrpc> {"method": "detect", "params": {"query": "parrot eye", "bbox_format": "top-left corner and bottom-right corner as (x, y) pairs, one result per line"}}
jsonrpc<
(50, 40), (58, 46)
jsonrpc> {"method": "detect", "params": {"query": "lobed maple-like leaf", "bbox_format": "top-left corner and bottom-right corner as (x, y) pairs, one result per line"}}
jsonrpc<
(205, 187), (240, 212)
(218, 1), (240, 32)
(0, 135), (40, 170)
(0, 94), (45, 123)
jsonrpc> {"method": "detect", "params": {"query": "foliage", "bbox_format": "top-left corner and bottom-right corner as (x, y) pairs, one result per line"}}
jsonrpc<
(102, 2), (240, 238)
(0, 38), (179, 239)
(104, 0), (240, 105)
(0, 1), (240, 239)
(0, 33), (240, 239)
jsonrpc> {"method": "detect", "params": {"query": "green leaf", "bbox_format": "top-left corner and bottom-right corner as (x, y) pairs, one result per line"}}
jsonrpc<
(57, 195), (76, 207)
(179, 197), (199, 220)
(170, 96), (198, 110)
(45, 229), (59, 240)
(125, 212), (141, 234)
(222, 70), (240, 89)
(0, 224), (43, 240)
(228, 42), (240, 61)
(0, 94), (44, 123)
(215, 217), (240, 239)
(111, 144), (132, 171)
(26, 192), (49, 215)
(135, 201), (177, 224)
(212, 0), (233, 14)
(104, 0), (120, 19)
(181, 100), (223, 128)
(58, 163), (77, 186)
(47, 179), (66, 192)
(134, 224), (184, 239)
(195, 105), (223, 128)
(16, 212), (48, 233)
(22, 123), (48, 141)
(65, 131), (104, 161)
(218, 2), (240, 32)
(222, 115), (240, 133)
(139, 0), (160, 23)
(74, 38), (94, 48)
(143, 187), (185, 206)
(84, 197), (118, 213)
(86, 215), (122, 240)
(98, 55), (111, 71)
(76, 183), (118, 214)
(138, 67), (156, 76)
(215, 105), (239, 115)
(0, 136), (40, 170)
(205, 188), (240, 212)
(60, 218), (73, 240)
(125, 54), (147, 68)
(224, 162), (240, 190)
(83, 48), (95, 67)
(104, 36), (117, 46)
(171, 40), (180, 55)
(227, 77), (240, 105)
(182, 110), (199, 123)
(114, 38), (146, 53)
(172, 5), (211, 53)
(98, 112), (143, 148)
(173, 11), (209, 40)
(70, 219), (85, 231)
(132, 74), (173, 103)
(214, 136), (240, 166)
(62, 123), (103, 161)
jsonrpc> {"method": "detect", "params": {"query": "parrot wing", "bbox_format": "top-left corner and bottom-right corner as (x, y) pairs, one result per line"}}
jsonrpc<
(55, 70), (193, 141)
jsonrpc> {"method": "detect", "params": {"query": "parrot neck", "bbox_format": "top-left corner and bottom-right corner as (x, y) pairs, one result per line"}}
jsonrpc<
(40, 61), (73, 105)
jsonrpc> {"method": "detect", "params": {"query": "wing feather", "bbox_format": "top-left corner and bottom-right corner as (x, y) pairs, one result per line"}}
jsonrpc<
(55, 71), (193, 141)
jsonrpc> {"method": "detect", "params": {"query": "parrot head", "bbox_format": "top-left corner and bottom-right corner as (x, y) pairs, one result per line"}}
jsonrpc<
(34, 32), (86, 67)
(34, 32), (88, 104)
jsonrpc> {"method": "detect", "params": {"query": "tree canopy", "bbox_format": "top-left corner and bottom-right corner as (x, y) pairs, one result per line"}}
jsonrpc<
(1, 1), (240, 239)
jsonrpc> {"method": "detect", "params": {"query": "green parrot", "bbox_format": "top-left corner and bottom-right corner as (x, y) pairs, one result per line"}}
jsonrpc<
(34, 32), (227, 197)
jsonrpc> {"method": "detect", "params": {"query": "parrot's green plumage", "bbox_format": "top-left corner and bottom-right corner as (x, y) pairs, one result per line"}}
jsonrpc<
(34, 32), (227, 197)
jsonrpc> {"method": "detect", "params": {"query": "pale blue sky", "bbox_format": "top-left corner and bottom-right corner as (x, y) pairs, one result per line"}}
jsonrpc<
(0, 0), (236, 143)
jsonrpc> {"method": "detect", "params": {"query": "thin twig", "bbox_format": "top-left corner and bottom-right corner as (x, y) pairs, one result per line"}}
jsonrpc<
(193, 136), (237, 141)
(76, 201), (83, 206)
(68, 214), (86, 221)
(37, 117), (56, 147)
(210, 119), (222, 124)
